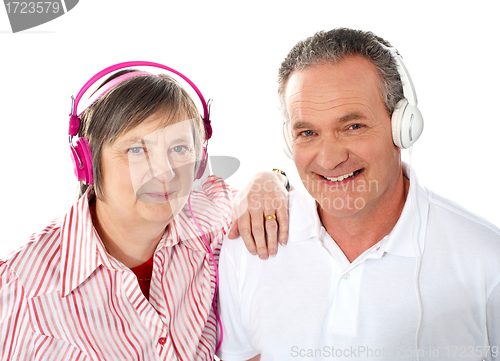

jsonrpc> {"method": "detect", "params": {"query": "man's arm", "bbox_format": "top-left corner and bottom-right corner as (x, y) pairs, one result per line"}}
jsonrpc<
(229, 170), (290, 259)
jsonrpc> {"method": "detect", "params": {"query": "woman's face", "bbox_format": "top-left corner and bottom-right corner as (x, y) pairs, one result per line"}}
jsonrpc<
(98, 113), (198, 227)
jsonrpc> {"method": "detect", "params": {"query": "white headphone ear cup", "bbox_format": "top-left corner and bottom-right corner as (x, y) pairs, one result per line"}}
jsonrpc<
(282, 121), (293, 159)
(391, 98), (408, 149)
(401, 103), (424, 148)
(392, 98), (424, 149)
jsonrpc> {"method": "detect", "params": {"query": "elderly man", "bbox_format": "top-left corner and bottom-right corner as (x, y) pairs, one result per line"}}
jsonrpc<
(216, 28), (500, 361)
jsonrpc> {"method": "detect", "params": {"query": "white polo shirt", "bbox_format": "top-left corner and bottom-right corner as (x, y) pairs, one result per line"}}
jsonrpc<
(217, 169), (500, 361)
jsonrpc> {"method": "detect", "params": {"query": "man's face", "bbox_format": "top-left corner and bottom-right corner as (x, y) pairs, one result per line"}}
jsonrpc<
(285, 55), (403, 218)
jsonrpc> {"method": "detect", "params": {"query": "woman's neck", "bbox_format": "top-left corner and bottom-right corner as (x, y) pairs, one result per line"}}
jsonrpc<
(90, 200), (166, 268)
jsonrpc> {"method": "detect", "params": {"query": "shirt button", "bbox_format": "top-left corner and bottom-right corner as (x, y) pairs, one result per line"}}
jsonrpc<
(342, 273), (350, 280)
(158, 337), (167, 345)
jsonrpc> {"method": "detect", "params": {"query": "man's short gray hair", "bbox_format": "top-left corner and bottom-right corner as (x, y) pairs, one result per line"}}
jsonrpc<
(277, 28), (404, 119)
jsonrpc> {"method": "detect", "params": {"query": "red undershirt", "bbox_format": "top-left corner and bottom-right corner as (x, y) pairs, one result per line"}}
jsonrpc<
(130, 255), (155, 300)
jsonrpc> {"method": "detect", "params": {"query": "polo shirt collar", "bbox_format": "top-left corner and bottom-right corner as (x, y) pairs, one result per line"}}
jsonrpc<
(287, 188), (322, 242)
(286, 164), (429, 259)
(381, 163), (429, 257)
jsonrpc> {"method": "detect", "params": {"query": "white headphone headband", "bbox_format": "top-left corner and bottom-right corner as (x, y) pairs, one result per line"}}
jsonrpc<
(377, 44), (418, 106)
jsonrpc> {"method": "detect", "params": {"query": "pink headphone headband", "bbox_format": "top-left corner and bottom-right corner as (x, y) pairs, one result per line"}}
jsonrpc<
(69, 61), (212, 139)
(68, 61), (212, 185)
(79, 71), (154, 116)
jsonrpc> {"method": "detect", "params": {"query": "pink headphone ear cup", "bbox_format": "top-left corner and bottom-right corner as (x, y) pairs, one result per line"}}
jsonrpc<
(71, 137), (94, 184)
(195, 146), (208, 180)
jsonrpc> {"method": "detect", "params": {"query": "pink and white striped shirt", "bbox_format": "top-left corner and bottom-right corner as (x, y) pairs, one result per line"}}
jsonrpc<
(0, 176), (233, 361)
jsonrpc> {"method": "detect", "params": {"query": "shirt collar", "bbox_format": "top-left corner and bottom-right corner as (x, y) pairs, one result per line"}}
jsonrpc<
(287, 164), (429, 258)
(159, 211), (213, 254)
(383, 163), (429, 257)
(59, 189), (227, 297)
(157, 190), (230, 254)
(287, 188), (323, 242)
(59, 190), (108, 297)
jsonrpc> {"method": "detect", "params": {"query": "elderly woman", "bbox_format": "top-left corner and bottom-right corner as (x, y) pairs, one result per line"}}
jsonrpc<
(0, 62), (288, 360)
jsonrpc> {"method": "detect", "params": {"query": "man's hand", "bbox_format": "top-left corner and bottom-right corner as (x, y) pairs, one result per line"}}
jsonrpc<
(229, 171), (290, 259)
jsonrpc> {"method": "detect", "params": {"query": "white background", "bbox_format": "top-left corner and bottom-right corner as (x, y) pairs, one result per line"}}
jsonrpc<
(1, 0), (499, 257)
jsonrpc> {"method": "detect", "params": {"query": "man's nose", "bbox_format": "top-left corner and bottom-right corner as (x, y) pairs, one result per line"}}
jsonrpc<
(315, 135), (349, 170)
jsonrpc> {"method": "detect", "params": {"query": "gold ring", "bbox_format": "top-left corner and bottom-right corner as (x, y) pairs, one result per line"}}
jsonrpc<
(264, 215), (277, 221)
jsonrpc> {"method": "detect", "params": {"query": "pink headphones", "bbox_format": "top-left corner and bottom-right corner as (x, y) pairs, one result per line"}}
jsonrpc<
(69, 61), (213, 184)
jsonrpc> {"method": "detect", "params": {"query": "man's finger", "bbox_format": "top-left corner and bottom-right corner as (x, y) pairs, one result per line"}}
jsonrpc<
(276, 195), (289, 246)
(264, 213), (279, 257)
(251, 209), (268, 260)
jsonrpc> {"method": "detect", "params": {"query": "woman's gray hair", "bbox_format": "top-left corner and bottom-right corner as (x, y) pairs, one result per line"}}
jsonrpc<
(77, 71), (205, 200)
(277, 28), (404, 119)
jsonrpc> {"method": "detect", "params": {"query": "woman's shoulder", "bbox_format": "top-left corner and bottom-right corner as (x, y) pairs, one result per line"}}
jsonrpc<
(175, 176), (234, 248)
(1, 216), (63, 298)
(192, 175), (233, 200)
(189, 175), (234, 215)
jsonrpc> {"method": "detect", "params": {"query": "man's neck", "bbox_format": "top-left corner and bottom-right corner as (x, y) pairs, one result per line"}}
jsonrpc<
(318, 176), (409, 263)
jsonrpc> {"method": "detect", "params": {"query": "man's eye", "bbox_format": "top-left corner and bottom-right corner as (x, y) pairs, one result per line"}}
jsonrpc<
(300, 130), (314, 137)
(349, 124), (363, 130)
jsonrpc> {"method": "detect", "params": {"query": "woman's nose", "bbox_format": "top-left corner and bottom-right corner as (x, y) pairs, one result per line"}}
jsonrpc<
(152, 153), (175, 183)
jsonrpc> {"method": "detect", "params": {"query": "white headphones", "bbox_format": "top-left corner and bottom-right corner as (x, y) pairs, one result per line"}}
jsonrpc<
(387, 47), (424, 149)
(282, 46), (424, 157)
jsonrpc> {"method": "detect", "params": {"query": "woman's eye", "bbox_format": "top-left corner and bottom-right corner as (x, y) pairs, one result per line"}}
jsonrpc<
(128, 147), (144, 154)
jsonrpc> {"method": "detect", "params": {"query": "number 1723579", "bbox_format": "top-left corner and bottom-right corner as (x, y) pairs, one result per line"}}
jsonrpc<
(5, 2), (61, 14)
(442, 346), (498, 358)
